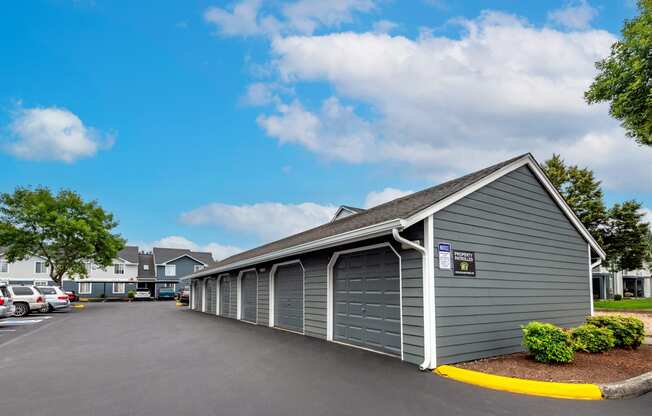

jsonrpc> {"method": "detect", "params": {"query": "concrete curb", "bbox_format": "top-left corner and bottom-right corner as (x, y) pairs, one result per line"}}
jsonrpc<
(434, 365), (602, 400)
(599, 371), (652, 399)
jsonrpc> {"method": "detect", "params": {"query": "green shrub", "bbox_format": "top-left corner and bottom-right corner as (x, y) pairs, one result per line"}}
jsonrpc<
(127, 290), (135, 299)
(571, 324), (616, 353)
(586, 316), (645, 348)
(522, 322), (575, 364)
(614, 294), (623, 301)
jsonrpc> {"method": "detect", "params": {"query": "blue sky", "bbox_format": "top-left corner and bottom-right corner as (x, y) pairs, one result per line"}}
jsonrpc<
(1, 0), (650, 259)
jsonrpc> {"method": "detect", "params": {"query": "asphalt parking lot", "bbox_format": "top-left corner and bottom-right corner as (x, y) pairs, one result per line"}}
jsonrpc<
(0, 301), (650, 416)
(0, 306), (79, 346)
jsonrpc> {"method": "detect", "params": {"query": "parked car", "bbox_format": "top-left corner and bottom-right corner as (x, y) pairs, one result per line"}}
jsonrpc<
(7, 285), (46, 317)
(65, 290), (78, 302)
(38, 286), (71, 312)
(134, 289), (152, 301)
(177, 288), (190, 305)
(157, 287), (175, 300)
(0, 284), (15, 318)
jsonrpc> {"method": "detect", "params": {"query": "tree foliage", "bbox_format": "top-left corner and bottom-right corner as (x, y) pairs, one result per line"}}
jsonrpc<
(603, 200), (652, 271)
(585, 0), (652, 146)
(0, 187), (125, 286)
(542, 154), (607, 243)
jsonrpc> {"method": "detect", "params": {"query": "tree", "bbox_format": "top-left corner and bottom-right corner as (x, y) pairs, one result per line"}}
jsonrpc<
(585, 0), (652, 146)
(541, 154), (607, 243)
(0, 187), (125, 287)
(603, 201), (652, 272)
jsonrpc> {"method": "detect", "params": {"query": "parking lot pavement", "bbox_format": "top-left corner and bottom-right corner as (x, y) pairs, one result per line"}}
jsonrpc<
(0, 302), (650, 416)
(0, 305), (79, 345)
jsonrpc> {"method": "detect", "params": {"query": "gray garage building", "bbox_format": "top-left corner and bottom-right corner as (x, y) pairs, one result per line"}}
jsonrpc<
(184, 154), (605, 368)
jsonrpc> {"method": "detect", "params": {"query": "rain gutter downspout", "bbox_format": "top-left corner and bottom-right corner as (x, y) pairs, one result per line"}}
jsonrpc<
(392, 218), (434, 371)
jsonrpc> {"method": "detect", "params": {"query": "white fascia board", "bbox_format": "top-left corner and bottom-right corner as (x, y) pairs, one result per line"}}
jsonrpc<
(402, 154), (606, 260)
(156, 254), (207, 266)
(185, 218), (403, 280)
(117, 257), (138, 265)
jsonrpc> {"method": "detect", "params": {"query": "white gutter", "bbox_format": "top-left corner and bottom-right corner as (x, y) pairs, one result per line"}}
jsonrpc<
(392, 223), (433, 371)
(182, 218), (404, 281)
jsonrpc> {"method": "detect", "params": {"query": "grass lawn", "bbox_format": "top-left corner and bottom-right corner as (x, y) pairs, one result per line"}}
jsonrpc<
(594, 298), (652, 310)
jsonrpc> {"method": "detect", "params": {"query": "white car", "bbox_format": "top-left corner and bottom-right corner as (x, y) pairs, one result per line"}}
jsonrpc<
(38, 286), (71, 312)
(8, 285), (47, 317)
(134, 289), (152, 301)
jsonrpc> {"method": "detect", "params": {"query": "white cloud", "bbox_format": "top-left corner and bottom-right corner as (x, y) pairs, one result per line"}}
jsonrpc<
(364, 187), (413, 208)
(137, 236), (243, 261)
(548, 0), (598, 30)
(372, 20), (398, 34)
(641, 208), (652, 226)
(254, 11), (652, 191)
(3, 105), (113, 163)
(204, 0), (264, 37)
(180, 201), (338, 241)
(204, 0), (376, 37)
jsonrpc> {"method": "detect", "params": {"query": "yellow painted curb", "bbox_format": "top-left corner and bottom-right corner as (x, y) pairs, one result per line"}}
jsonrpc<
(434, 365), (602, 400)
(72, 304), (85, 309)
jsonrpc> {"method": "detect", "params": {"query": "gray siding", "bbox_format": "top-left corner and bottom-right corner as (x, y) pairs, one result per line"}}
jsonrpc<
(62, 281), (136, 298)
(302, 253), (329, 339)
(433, 165), (590, 364)
(156, 256), (204, 282)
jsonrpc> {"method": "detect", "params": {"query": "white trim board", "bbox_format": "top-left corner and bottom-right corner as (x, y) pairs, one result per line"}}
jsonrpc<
(157, 253), (208, 266)
(326, 242), (404, 361)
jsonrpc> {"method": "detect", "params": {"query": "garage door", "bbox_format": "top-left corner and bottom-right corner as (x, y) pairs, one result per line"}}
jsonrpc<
(241, 272), (257, 323)
(274, 263), (303, 333)
(220, 276), (230, 317)
(333, 246), (401, 356)
(206, 278), (216, 314)
(195, 280), (204, 311)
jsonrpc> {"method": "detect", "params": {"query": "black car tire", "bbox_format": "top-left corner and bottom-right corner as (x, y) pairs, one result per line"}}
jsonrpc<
(14, 303), (29, 317)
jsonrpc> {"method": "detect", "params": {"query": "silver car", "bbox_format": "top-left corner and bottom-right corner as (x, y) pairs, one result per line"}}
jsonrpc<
(0, 284), (14, 318)
(37, 286), (71, 312)
(8, 285), (47, 317)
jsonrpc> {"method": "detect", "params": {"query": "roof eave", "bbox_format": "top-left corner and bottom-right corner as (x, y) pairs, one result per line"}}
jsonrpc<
(182, 218), (404, 281)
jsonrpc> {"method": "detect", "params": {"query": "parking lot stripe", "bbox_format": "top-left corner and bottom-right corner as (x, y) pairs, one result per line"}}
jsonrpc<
(0, 319), (44, 325)
(0, 329), (17, 332)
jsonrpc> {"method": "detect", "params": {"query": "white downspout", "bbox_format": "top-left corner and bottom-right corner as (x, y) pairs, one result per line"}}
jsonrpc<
(589, 245), (602, 316)
(393, 223), (433, 371)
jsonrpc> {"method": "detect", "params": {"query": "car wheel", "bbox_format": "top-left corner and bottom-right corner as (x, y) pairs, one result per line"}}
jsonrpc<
(14, 303), (29, 317)
(48, 304), (54, 312)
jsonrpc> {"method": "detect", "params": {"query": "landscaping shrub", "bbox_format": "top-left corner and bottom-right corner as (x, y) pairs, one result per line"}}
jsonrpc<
(127, 290), (135, 300)
(586, 316), (645, 348)
(614, 294), (623, 301)
(522, 322), (575, 364)
(570, 324), (616, 353)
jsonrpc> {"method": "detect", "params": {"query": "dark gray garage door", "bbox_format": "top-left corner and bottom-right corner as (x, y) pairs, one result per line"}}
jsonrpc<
(274, 263), (303, 333)
(195, 280), (204, 311)
(220, 277), (230, 317)
(333, 246), (401, 356)
(206, 278), (216, 314)
(242, 272), (257, 323)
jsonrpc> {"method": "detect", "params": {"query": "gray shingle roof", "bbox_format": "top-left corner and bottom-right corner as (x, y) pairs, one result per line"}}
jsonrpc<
(207, 154), (529, 272)
(118, 246), (139, 264)
(153, 247), (215, 266)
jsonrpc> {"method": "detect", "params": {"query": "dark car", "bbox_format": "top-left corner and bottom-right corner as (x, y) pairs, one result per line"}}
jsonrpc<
(65, 291), (78, 302)
(157, 287), (175, 300)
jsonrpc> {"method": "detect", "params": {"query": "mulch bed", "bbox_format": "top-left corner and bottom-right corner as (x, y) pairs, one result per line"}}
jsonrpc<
(456, 346), (652, 384)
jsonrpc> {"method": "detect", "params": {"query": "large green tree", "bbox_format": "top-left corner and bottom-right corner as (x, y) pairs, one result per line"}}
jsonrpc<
(541, 154), (607, 243)
(603, 201), (652, 272)
(585, 0), (652, 146)
(0, 187), (125, 287)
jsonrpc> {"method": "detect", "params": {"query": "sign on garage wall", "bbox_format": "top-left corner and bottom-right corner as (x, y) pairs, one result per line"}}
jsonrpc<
(453, 251), (476, 276)
(438, 243), (451, 270)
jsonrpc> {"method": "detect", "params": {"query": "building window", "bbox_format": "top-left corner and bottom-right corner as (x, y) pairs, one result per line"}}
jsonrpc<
(35, 261), (46, 274)
(113, 282), (125, 294)
(194, 265), (204, 272)
(114, 264), (125, 275)
(143, 265), (149, 270)
(165, 264), (176, 277)
(79, 282), (92, 294)
(34, 280), (49, 287)
(0, 260), (7, 273)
